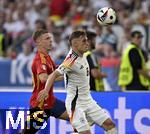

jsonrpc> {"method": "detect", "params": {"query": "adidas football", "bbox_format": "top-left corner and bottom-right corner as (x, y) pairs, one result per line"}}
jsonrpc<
(97, 7), (116, 26)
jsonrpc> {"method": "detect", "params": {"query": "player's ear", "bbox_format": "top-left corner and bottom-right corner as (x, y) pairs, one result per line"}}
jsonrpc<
(36, 36), (41, 43)
(72, 39), (77, 47)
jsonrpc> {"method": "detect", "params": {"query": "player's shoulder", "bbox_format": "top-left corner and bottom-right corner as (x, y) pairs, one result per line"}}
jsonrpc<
(65, 49), (78, 62)
(34, 51), (47, 64)
(66, 49), (78, 59)
(62, 49), (78, 68)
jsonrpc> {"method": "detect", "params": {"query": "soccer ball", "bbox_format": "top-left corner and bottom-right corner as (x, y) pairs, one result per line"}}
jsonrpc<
(97, 7), (116, 26)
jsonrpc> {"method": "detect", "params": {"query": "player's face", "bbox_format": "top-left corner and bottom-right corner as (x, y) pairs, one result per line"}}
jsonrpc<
(76, 35), (89, 54)
(39, 33), (53, 51)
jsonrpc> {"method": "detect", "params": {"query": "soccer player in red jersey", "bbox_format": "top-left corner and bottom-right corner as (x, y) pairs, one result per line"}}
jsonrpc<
(22, 29), (71, 134)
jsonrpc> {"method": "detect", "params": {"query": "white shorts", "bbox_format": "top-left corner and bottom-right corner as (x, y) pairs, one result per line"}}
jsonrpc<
(66, 100), (110, 132)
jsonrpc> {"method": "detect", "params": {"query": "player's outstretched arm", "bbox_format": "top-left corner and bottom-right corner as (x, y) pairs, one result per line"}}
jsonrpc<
(37, 70), (62, 102)
(55, 75), (64, 81)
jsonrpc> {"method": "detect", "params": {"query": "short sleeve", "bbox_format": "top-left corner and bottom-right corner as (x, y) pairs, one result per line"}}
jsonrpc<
(36, 60), (48, 74)
(56, 55), (77, 74)
(56, 64), (72, 75)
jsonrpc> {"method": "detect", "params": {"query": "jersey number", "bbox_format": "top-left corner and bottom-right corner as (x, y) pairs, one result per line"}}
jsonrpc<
(86, 67), (89, 76)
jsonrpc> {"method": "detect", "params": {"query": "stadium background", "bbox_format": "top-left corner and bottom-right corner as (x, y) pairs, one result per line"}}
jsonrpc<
(0, 0), (150, 134)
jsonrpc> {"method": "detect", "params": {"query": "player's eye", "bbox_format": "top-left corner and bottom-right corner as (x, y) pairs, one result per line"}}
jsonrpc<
(82, 39), (86, 43)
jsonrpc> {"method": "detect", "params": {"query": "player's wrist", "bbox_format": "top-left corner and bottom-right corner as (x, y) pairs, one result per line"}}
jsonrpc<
(44, 88), (49, 94)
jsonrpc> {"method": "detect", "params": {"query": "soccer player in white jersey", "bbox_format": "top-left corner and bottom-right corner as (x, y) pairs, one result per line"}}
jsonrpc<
(37, 30), (117, 134)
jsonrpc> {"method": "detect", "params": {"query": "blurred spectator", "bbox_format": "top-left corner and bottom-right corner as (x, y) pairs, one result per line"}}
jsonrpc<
(0, 32), (5, 57)
(146, 52), (150, 79)
(3, 11), (27, 50)
(17, 38), (34, 62)
(3, 12), (15, 35)
(49, 0), (70, 17)
(117, 19), (132, 54)
(25, 1), (42, 30)
(84, 30), (107, 91)
(90, 0), (110, 11)
(95, 24), (103, 46)
(50, 31), (69, 61)
(101, 26), (118, 51)
(35, 19), (47, 30)
(94, 26), (118, 58)
(136, 10), (150, 25)
(0, 30), (13, 57)
(0, 7), (13, 57)
(118, 31), (150, 91)
(6, 46), (17, 60)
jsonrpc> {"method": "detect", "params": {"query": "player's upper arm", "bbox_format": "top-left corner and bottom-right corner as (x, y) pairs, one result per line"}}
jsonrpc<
(39, 68), (63, 83)
(35, 58), (49, 83)
(39, 73), (48, 83)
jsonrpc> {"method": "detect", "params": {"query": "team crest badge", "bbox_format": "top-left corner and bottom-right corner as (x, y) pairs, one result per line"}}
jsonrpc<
(42, 65), (47, 70)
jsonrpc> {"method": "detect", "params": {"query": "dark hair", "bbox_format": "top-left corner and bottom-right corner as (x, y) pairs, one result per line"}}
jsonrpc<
(32, 29), (49, 42)
(86, 31), (96, 39)
(35, 19), (47, 30)
(69, 30), (86, 45)
(131, 31), (143, 38)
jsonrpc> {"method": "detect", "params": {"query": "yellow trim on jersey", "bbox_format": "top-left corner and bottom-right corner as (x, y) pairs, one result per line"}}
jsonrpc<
(62, 58), (75, 68)
(62, 55), (77, 68)
(39, 53), (46, 64)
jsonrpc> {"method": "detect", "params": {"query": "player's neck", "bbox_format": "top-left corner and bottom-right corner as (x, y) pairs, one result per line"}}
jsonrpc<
(72, 48), (83, 57)
(78, 52), (83, 57)
(38, 48), (49, 55)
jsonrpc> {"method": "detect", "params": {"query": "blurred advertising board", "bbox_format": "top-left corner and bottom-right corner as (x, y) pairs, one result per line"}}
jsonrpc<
(0, 90), (149, 134)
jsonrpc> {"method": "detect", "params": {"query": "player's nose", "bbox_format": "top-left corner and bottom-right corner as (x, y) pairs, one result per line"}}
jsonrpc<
(49, 39), (52, 44)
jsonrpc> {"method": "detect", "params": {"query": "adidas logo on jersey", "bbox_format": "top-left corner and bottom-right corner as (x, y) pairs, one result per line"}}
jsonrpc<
(80, 65), (84, 69)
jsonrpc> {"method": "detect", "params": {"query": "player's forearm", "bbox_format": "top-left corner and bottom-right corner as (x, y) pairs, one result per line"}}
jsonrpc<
(55, 75), (64, 81)
(44, 72), (57, 92)
(44, 70), (61, 92)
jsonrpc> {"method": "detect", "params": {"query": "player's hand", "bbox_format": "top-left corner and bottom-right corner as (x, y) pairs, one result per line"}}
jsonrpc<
(37, 89), (49, 102)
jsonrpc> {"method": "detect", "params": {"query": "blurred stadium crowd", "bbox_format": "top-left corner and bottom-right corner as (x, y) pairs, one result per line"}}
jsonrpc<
(0, 0), (150, 91)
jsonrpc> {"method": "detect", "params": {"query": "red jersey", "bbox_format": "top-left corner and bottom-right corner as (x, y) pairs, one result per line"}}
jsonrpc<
(30, 51), (56, 109)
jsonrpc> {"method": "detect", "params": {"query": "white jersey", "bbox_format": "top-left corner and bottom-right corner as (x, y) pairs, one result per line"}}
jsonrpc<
(56, 49), (94, 106)
(57, 49), (110, 132)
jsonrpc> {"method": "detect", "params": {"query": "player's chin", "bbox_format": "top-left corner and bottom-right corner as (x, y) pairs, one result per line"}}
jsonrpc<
(83, 50), (88, 53)
(47, 48), (52, 51)
(47, 47), (52, 51)
(85, 47), (89, 52)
